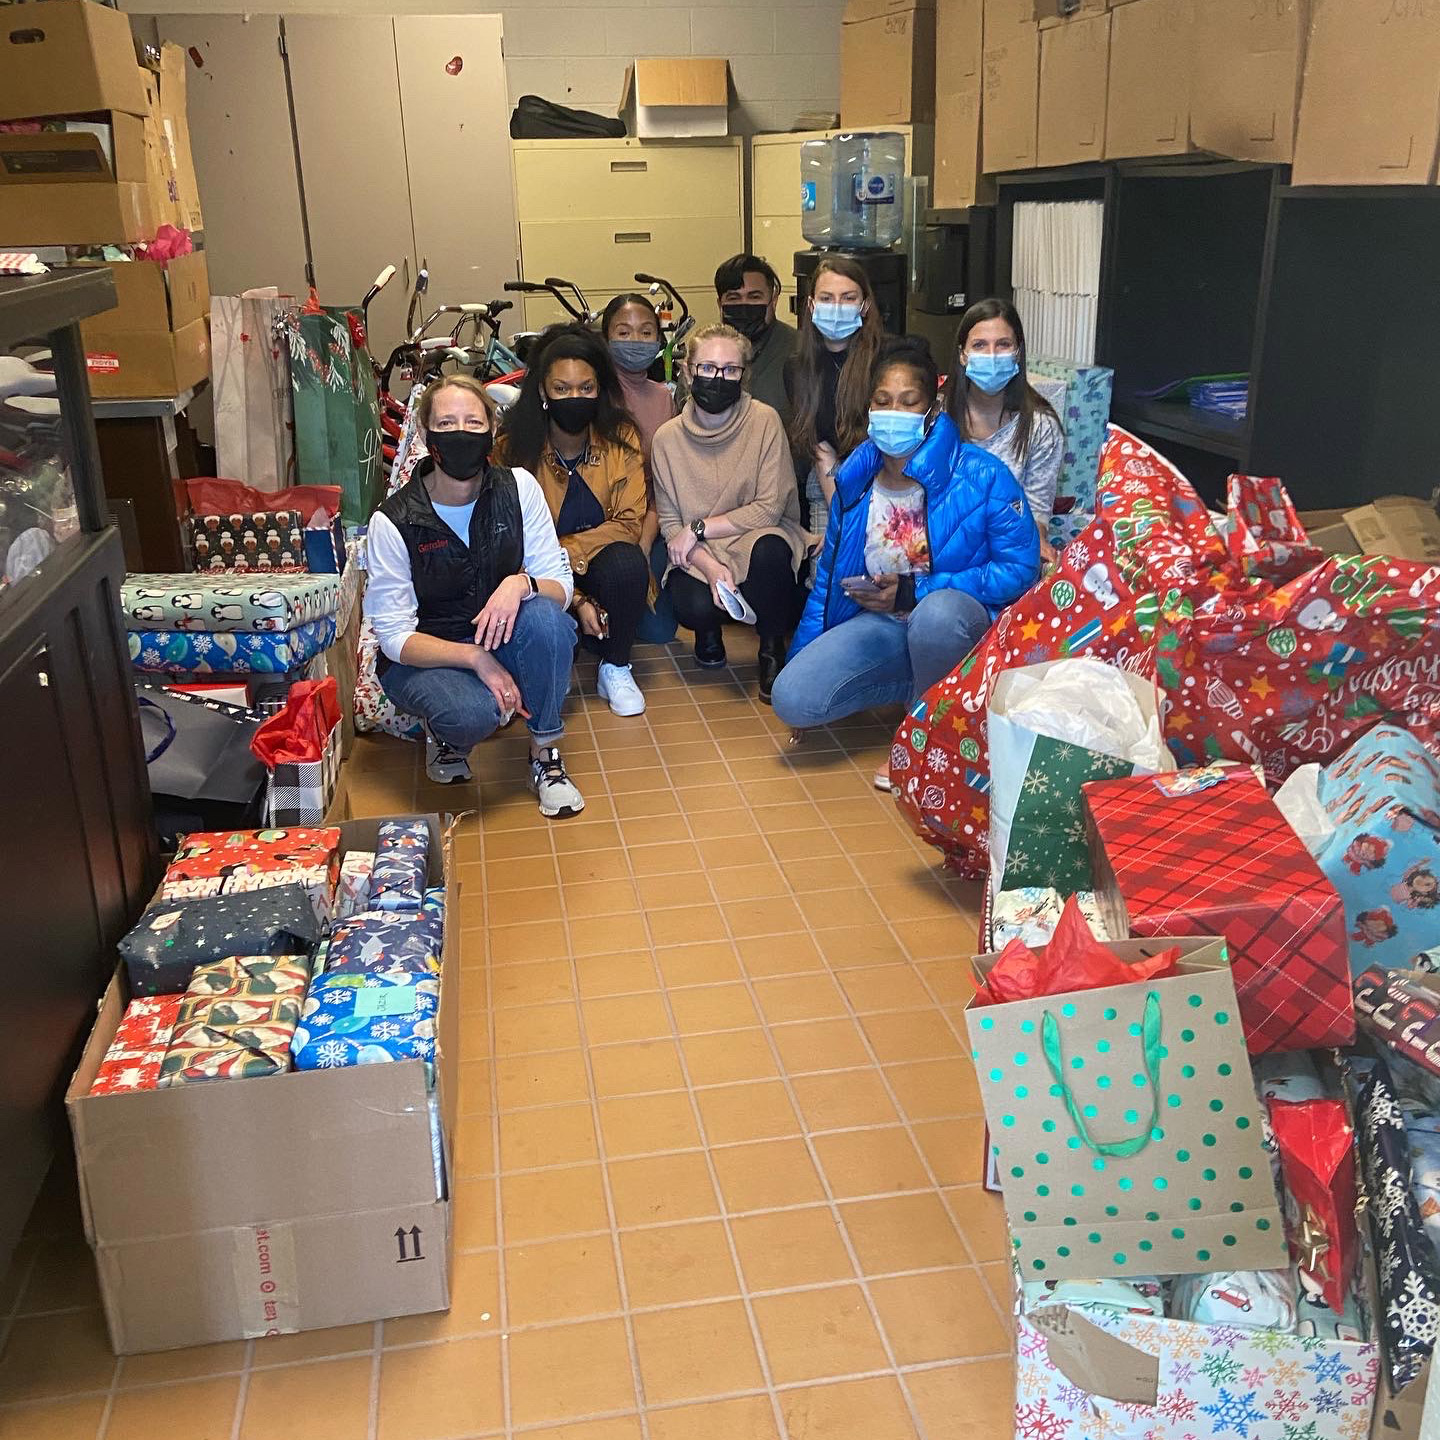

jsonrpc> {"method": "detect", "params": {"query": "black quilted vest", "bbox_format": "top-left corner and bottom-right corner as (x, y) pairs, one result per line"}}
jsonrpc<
(377, 461), (525, 649)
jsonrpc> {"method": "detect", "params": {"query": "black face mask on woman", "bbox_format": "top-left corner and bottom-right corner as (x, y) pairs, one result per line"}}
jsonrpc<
(689, 374), (744, 415)
(427, 428), (492, 480)
(546, 395), (600, 435)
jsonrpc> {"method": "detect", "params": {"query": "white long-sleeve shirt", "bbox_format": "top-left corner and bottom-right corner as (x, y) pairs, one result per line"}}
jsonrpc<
(364, 467), (574, 663)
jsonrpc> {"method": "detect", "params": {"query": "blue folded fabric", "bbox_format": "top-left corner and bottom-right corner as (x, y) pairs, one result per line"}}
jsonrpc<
(370, 820), (429, 912)
(292, 971), (440, 1074)
(325, 910), (442, 976)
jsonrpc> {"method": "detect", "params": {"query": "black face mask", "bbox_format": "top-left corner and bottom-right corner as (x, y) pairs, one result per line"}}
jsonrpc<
(427, 428), (492, 481)
(721, 302), (771, 342)
(689, 374), (744, 415)
(546, 395), (600, 435)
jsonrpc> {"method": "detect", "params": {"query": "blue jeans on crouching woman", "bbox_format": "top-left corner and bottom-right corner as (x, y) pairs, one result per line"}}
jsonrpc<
(380, 597), (576, 749)
(771, 588), (990, 729)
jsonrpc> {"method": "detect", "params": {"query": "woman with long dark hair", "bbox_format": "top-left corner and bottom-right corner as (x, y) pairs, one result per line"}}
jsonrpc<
(496, 326), (650, 717)
(943, 298), (1063, 561)
(783, 255), (885, 528)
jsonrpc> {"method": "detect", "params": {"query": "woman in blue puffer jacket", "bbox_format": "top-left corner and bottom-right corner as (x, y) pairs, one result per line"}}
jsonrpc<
(772, 336), (1040, 778)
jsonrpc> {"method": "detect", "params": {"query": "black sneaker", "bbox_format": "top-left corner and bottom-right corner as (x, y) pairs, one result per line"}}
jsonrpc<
(693, 629), (727, 669)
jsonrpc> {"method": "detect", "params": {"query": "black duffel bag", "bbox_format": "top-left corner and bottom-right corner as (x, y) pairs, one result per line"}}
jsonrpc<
(510, 94), (625, 139)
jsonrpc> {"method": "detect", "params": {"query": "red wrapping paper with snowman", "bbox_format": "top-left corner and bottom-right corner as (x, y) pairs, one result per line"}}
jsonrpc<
(891, 428), (1440, 878)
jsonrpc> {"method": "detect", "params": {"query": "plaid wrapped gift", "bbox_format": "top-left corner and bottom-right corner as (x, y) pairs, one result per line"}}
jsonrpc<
(1084, 766), (1353, 1054)
(160, 956), (308, 1086)
(89, 996), (184, 1095)
(263, 719), (341, 827)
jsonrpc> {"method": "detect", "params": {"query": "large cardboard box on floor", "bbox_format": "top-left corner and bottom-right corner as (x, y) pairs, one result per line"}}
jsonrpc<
(619, 58), (729, 139)
(0, 119), (155, 247)
(1037, 11), (1110, 167)
(80, 251), (212, 399)
(1103, 0), (1195, 159)
(1292, 0), (1440, 185)
(0, 0), (148, 124)
(982, 13), (1040, 171)
(842, 0), (937, 126)
(1191, 0), (1308, 164)
(933, 0), (992, 207)
(65, 814), (457, 1354)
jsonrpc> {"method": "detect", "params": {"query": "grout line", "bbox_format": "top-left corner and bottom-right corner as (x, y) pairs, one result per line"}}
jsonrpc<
(225, 1344), (254, 1440)
(365, 1319), (383, 1440)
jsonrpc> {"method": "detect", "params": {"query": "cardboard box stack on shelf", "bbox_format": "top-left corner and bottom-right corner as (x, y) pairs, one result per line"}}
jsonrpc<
(840, 0), (937, 127)
(0, 0), (210, 398)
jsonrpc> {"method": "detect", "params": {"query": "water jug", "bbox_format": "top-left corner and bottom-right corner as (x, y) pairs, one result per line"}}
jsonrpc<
(800, 132), (907, 250)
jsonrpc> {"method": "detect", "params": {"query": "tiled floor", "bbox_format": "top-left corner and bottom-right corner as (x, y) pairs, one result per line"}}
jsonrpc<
(0, 636), (1014, 1439)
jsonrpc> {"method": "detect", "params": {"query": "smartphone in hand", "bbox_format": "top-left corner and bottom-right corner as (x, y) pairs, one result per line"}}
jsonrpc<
(841, 574), (880, 595)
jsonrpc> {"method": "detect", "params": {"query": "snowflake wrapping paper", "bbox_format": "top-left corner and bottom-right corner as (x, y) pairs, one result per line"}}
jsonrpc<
(1013, 1300), (1379, 1440)
(1083, 767), (1353, 1056)
(291, 971), (440, 1077)
(892, 434), (1440, 879)
(128, 617), (337, 676)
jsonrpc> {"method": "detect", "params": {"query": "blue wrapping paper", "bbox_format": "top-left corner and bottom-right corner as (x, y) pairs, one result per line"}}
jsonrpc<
(324, 910), (442, 976)
(128, 617), (336, 675)
(370, 820), (429, 912)
(291, 971), (440, 1074)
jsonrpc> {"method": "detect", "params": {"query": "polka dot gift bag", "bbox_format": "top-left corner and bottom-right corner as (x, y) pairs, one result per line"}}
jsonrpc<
(965, 922), (1285, 1282)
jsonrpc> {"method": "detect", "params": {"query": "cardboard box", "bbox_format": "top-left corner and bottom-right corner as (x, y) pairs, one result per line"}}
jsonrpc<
(986, 0), (1038, 25)
(1343, 495), (1440, 562)
(842, 0), (936, 126)
(982, 20), (1040, 171)
(0, 116), (158, 246)
(66, 814), (457, 1354)
(1035, 0), (1110, 29)
(0, 0), (148, 124)
(1191, 0), (1307, 164)
(1293, 0), (1440, 186)
(619, 58), (729, 139)
(1103, 0), (1195, 159)
(156, 42), (203, 233)
(933, 0), (990, 207)
(1037, 11), (1110, 166)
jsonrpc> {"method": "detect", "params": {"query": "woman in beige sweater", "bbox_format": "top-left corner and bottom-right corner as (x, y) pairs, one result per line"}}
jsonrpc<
(652, 323), (810, 702)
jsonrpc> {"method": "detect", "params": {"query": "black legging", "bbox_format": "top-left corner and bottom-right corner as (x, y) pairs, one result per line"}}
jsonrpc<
(572, 539), (649, 666)
(666, 533), (797, 643)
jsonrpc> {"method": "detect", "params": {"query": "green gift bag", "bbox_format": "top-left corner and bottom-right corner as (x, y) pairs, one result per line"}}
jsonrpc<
(966, 936), (1285, 1281)
(289, 307), (382, 525)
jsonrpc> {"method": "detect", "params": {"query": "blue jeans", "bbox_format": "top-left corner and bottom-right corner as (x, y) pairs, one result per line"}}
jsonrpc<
(635, 534), (679, 645)
(771, 588), (990, 729)
(380, 597), (576, 749)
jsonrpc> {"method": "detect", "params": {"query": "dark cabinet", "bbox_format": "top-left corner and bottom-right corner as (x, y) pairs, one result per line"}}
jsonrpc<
(0, 271), (156, 1268)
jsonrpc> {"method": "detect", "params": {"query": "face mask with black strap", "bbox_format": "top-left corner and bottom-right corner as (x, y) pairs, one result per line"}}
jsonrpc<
(546, 395), (599, 435)
(427, 428), (492, 480)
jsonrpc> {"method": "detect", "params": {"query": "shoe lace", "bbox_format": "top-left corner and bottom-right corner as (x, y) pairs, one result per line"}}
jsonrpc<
(533, 748), (569, 784)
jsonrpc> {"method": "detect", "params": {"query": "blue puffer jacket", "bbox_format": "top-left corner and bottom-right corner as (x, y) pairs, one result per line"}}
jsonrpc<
(790, 411), (1041, 656)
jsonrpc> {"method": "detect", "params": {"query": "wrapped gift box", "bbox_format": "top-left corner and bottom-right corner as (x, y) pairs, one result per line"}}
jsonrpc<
(326, 911), (442, 976)
(122, 573), (341, 634)
(89, 996), (184, 1096)
(1027, 357), (1113, 515)
(370, 819), (429, 913)
(1355, 966), (1440, 1081)
(293, 970), (440, 1075)
(1084, 766), (1353, 1054)
(160, 826), (341, 923)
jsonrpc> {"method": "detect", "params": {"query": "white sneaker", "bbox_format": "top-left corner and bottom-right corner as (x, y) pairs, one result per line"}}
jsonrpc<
(597, 662), (645, 717)
(425, 731), (473, 785)
(529, 748), (586, 819)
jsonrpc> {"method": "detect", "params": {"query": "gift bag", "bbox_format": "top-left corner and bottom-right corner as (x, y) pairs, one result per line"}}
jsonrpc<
(251, 677), (342, 825)
(211, 290), (295, 492)
(987, 657), (1172, 893)
(967, 934), (1285, 1280)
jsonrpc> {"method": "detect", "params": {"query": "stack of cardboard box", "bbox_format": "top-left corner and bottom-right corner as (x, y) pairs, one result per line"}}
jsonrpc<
(0, 0), (210, 398)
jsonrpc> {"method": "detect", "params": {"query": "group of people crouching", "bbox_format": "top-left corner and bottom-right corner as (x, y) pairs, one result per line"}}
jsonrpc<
(364, 253), (1058, 820)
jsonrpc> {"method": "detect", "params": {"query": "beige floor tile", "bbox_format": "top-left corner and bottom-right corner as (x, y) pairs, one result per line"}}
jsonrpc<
(635, 871), (714, 910)
(524, 1420), (643, 1440)
(790, 1069), (900, 1133)
(506, 1235), (622, 1327)
(646, 1395), (780, 1440)
(668, 982), (760, 1034)
(768, 1019), (871, 1074)
(753, 1283), (890, 1384)
(502, 1165), (611, 1242)
(496, 1049), (592, 1110)
(733, 933), (825, 978)
(711, 1138), (826, 1214)
(494, 1003), (583, 1057)
(609, 1152), (719, 1228)
(943, 1185), (1011, 1264)
(590, 1039), (687, 1098)
(483, 854), (556, 891)
(451, 1178), (497, 1253)
(647, 903), (730, 948)
(508, 1318), (636, 1427)
(489, 919), (569, 964)
(583, 992), (676, 1046)
(117, 1341), (249, 1388)
(730, 1206), (857, 1292)
(860, 1010), (964, 1063)
(486, 885), (564, 927)
(557, 851), (633, 884)
(911, 1116), (987, 1189)
(239, 1356), (373, 1440)
(628, 841), (702, 876)
(621, 816), (692, 846)
(836, 964), (935, 1014)
(687, 809), (760, 840)
(655, 941), (743, 988)
(693, 1080), (800, 1146)
(631, 1300), (764, 1405)
(598, 1091), (702, 1157)
(869, 1268), (1008, 1364)
(619, 1220), (740, 1307)
(811, 1127), (932, 1199)
(812, 923), (908, 968)
(106, 1376), (241, 1440)
(708, 863), (788, 901)
(382, 1250), (500, 1345)
(840, 1194), (970, 1275)
(0, 1310), (116, 1403)
(491, 958), (575, 1009)
(458, 1060), (493, 1118)
(904, 1358), (1015, 1439)
(777, 1376), (918, 1440)
(571, 913), (651, 958)
(377, 1336), (503, 1440)
(251, 1322), (374, 1367)
(752, 974), (847, 1024)
(575, 952), (659, 998)
(0, 1398), (107, 1440)
(725, 896), (807, 939)
(500, 1103), (599, 1171)
(883, 1058), (984, 1122)
(680, 1029), (778, 1086)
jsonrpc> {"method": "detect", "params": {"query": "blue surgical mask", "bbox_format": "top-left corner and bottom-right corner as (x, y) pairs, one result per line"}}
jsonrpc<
(811, 300), (864, 342)
(868, 409), (929, 458)
(608, 338), (663, 374)
(964, 351), (1020, 395)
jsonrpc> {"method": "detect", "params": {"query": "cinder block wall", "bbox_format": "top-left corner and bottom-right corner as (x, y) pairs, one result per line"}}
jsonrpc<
(122, 0), (846, 135)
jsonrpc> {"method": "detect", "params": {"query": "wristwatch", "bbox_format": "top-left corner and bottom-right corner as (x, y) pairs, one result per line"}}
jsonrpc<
(520, 572), (538, 601)
(690, 518), (706, 541)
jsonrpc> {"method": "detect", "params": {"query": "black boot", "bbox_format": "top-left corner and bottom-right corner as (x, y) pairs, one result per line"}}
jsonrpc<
(693, 629), (727, 669)
(757, 636), (786, 703)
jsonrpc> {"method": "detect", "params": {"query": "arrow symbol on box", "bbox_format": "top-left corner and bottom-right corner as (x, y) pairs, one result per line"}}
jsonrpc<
(394, 1225), (424, 1263)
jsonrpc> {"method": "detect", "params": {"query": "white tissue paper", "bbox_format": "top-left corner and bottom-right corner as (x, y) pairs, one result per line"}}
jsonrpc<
(1002, 656), (1168, 771)
(1272, 763), (1334, 857)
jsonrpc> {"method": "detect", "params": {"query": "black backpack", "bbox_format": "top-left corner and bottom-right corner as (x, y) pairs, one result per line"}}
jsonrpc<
(509, 95), (626, 140)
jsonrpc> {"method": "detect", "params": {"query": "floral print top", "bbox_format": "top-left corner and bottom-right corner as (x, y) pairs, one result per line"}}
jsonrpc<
(863, 480), (930, 578)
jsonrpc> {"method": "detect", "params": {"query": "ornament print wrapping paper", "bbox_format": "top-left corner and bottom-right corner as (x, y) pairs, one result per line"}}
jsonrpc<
(291, 971), (440, 1074)
(892, 432), (1440, 878)
(128, 618), (337, 676)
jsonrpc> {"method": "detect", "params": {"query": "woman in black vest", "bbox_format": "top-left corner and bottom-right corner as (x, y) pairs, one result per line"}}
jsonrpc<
(365, 375), (586, 818)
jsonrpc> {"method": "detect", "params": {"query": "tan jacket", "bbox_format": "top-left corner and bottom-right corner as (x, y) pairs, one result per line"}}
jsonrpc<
(495, 426), (646, 576)
(651, 395), (810, 585)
